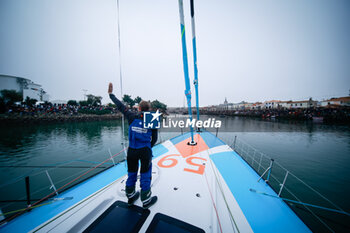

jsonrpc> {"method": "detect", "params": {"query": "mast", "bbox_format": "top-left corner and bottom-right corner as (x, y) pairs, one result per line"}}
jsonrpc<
(190, 0), (200, 121)
(178, 0), (195, 144)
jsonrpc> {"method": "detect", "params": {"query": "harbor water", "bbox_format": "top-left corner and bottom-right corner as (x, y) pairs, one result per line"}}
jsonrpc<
(0, 116), (349, 232)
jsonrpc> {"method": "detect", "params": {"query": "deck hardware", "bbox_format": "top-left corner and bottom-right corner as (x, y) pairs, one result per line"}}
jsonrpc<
(108, 149), (116, 166)
(266, 159), (274, 183)
(196, 193), (200, 197)
(251, 150), (256, 166)
(187, 141), (197, 146)
(278, 171), (289, 196)
(45, 170), (58, 196)
(257, 159), (274, 183)
(233, 135), (237, 149)
(215, 128), (219, 137)
(25, 176), (31, 208)
(250, 188), (350, 217)
(257, 153), (263, 172)
(0, 208), (4, 221)
(258, 166), (270, 182)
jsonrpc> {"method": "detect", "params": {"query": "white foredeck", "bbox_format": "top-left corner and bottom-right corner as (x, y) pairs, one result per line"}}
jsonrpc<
(31, 139), (252, 233)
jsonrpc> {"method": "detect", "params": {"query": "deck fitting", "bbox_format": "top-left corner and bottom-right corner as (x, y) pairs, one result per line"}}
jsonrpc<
(187, 141), (197, 146)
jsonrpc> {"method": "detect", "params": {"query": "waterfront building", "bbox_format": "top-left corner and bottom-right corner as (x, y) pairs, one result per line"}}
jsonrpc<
(264, 100), (281, 109)
(251, 102), (263, 110)
(319, 96), (350, 107)
(243, 102), (253, 109)
(289, 99), (317, 109)
(0, 74), (49, 102)
(278, 101), (292, 109)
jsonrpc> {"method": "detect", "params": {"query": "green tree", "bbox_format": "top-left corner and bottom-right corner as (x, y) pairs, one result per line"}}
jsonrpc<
(151, 99), (167, 112)
(79, 100), (88, 106)
(95, 96), (102, 106)
(122, 94), (135, 108)
(67, 100), (78, 106)
(0, 90), (23, 106)
(24, 96), (37, 107)
(107, 103), (116, 108)
(134, 96), (142, 104)
(86, 94), (103, 106)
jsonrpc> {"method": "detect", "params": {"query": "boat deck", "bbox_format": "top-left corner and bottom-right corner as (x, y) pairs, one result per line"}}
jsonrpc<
(0, 131), (310, 233)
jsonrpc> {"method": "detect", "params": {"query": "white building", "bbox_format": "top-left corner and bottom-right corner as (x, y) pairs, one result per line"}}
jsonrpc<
(243, 103), (253, 109)
(320, 97), (350, 107)
(289, 100), (317, 109)
(264, 100), (281, 109)
(278, 101), (292, 108)
(0, 74), (49, 102)
(251, 102), (263, 110)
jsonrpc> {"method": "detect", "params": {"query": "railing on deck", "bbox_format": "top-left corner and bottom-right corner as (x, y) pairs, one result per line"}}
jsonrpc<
(0, 147), (127, 225)
(0, 130), (173, 225)
(218, 134), (350, 233)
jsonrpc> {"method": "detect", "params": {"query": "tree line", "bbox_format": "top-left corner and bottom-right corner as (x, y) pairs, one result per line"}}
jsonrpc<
(121, 94), (167, 112)
(0, 90), (167, 113)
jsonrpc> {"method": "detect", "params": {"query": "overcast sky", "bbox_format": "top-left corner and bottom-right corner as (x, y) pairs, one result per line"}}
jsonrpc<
(1, 0), (349, 106)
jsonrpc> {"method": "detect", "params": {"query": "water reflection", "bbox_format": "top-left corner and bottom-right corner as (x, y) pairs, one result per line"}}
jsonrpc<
(0, 120), (124, 164)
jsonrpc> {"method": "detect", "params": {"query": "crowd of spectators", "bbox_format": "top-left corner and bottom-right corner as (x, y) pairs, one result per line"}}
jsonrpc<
(201, 107), (350, 123)
(5, 102), (119, 116)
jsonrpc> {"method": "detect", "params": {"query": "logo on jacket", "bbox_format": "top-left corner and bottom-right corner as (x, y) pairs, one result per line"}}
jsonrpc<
(143, 110), (162, 129)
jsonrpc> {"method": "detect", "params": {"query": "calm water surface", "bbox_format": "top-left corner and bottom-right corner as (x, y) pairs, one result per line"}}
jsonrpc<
(0, 116), (349, 232)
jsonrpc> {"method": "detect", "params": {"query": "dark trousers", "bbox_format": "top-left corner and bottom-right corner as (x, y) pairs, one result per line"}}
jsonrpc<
(125, 147), (152, 192)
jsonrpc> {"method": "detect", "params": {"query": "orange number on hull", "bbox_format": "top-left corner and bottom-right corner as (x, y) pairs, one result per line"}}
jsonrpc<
(184, 157), (207, 175)
(157, 154), (180, 168)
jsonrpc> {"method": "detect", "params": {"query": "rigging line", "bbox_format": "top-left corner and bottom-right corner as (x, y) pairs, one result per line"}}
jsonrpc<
(0, 164), (102, 210)
(236, 137), (344, 212)
(0, 201), (54, 217)
(32, 175), (125, 233)
(0, 153), (118, 190)
(3, 148), (127, 223)
(232, 137), (337, 231)
(209, 160), (239, 233)
(190, 0), (200, 121)
(192, 131), (222, 232)
(116, 0), (127, 159)
(203, 166), (223, 233)
(269, 174), (335, 232)
(275, 161), (345, 212)
(250, 188), (350, 217)
(205, 143), (240, 233)
(196, 131), (237, 232)
(229, 138), (334, 231)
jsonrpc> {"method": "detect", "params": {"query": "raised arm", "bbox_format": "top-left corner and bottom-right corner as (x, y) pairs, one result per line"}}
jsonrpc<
(108, 83), (135, 124)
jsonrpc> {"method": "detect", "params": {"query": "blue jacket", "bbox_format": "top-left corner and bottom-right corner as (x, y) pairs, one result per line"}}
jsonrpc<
(109, 94), (157, 149)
